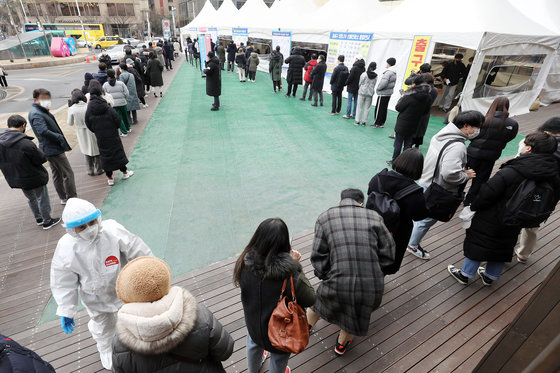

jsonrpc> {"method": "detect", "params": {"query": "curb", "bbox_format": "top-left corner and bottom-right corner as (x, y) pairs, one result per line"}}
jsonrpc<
(4, 54), (88, 71)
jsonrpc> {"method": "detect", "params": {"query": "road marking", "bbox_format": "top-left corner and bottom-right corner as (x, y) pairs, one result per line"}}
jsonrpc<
(0, 85), (24, 104)
(21, 78), (57, 81)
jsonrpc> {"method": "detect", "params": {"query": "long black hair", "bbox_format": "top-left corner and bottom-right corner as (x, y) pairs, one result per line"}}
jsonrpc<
(107, 68), (116, 86)
(69, 89), (87, 107)
(233, 218), (291, 286)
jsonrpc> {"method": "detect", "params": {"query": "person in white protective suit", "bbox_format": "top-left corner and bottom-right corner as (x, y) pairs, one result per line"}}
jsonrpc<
(50, 198), (153, 370)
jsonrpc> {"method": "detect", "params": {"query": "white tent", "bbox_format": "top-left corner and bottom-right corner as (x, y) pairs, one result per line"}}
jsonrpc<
(213, 0), (239, 37)
(309, 0), (388, 34)
(233, 0), (272, 39)
(182, 0), (218, 29)
(351, 0), (560, 116)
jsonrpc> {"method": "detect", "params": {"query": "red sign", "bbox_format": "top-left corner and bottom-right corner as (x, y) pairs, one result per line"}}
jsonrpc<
(105, 256), (119, 267)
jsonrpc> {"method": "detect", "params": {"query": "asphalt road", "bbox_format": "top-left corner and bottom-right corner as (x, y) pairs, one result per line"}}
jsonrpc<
(0, 62), (95, 116)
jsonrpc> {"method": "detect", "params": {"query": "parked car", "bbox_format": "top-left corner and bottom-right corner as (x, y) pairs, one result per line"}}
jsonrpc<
(100, 44), (138, 64)
(93, 36), (124, 49)
(76, 36), (92, 48)
(122, 38), (141, 47)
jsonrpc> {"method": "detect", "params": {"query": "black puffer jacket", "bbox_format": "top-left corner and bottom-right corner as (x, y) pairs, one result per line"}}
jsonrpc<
(467, 112), (519, 162)
(413, 84), (438, 146)
(345, 59), (366, 94)
(465, 154), (560, 262)
(310, 61), (327, 91)
(240, 251), (316, 354)
(113, 287), (234, 373)
(285, 48), (306, 85)
(205, 56), (221, 97)
(0, 334), (55, 372)
(394, 84), (433, 137)
(85, 95), (128, 172)
(226, 43), (237, 61)
(0, 129), (49, 190)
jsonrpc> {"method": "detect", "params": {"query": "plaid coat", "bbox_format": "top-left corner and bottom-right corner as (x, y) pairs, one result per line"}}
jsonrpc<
(311, 199), (395, 336)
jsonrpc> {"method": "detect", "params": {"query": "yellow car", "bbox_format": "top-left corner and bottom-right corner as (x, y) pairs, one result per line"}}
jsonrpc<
(93, 36), (124, 49)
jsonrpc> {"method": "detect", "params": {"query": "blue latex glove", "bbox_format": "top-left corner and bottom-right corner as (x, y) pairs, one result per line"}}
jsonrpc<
(61, 317), (75, 334)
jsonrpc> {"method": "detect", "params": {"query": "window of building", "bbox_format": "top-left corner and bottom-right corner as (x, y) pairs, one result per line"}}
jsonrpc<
(90, 3), (101, 16)
(124, 3), (135, 16)
(107, 3), (117, 16)
(116, 3), (125, 15)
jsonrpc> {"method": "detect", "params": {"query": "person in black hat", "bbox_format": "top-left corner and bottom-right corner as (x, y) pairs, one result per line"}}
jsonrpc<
(404, 62), (431, 86)
(438, 53), (467, 112)
(203, 51), (222, 111)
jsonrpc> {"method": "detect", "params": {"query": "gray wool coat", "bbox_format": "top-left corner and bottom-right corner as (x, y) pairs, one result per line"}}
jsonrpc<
(119, 71), (140, 111)
(311, 198), (395, 336)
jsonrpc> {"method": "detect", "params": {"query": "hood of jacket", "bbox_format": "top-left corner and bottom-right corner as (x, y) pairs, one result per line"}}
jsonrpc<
(367, 70), (377, 79)
(436, 121), (468, 143)
(250, 52), (258, 58)
(116, 286), (198, 355)
(403, 83), (433, 102)
(271, 50), (282, 61)
(244, 251), (302, 280)
(236, 51), (245, 57)
(353, 59), (366, 70)
(87, 95), (110, 116)
(502, 153), (559, 181)
(292, 47), (301, 55)
(0, 129), (31, 147)
(385, 65), (397, 74)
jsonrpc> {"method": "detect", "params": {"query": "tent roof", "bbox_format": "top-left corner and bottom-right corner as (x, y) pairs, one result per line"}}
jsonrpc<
(234, 0), (271, 29)
(269, 0), (319, 31)
(309, 0), (388, 32)
(186, 0), (218, 28)
(508, 0), (560, 34)
(213, 0), (239, 29)
(354, 0), (557, 49)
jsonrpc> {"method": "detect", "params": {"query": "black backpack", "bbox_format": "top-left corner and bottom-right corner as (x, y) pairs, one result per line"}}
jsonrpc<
(366, 178), (421, 232)
(502, 178), (557, 228)
(0, 334), (55, 372)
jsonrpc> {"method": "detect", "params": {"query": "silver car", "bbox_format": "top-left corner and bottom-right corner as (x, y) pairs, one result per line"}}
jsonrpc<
(100, 44), (139, 64)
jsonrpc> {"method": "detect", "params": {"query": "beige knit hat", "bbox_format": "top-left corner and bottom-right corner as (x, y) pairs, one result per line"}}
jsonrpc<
(116, 256), (171, 303)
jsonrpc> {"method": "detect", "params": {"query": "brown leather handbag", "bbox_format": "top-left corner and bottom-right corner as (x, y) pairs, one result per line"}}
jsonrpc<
(268, 276), (310, 354)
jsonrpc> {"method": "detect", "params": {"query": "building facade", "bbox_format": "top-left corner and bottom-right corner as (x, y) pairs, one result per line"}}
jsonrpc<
(14, 0), (149, 39)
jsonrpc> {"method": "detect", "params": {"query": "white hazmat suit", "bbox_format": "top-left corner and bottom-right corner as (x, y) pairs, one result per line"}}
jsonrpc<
(50, 198), (153, 370)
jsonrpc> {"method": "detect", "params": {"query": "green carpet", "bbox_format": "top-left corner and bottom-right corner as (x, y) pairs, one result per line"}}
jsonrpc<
(39, 62), (522, 323)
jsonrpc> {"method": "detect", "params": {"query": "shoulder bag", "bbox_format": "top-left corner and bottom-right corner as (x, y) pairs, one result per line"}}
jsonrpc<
(424, 139), (466, 222)
(268, 276), (309, 354)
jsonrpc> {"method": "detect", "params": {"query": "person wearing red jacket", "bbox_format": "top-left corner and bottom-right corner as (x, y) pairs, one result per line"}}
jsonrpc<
(300, 53), (318, 101)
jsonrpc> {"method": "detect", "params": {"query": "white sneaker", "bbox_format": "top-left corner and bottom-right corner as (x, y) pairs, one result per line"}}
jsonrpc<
(407, 245), (430, 260)
(143, 104), (148, 108)
(120, 133), (127, 137)
(107, 178), (115, 186)
(99, 348), (112, 370)
(122, 170), (134, 179)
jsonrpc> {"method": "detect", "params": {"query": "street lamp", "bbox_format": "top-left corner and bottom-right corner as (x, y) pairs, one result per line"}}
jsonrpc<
(19, 0), (29, 24)
(74, 0), (90, 51)
(171, 6), (176, 38)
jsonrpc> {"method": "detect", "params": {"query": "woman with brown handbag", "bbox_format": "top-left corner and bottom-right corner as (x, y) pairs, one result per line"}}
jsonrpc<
(233, 218), (316, 373)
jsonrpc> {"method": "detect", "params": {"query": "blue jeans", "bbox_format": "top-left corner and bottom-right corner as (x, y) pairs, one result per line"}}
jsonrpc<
(246, 334), (290, 373)
(392, 133), (414, 161)
(22, 185), (52, 222)
(346, 92), (358, 117)
(408, 185), (436, 247)
(461, 258), (504, 281)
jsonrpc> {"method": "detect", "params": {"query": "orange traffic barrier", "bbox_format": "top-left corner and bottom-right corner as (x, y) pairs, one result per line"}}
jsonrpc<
(86, 55), (90, 63)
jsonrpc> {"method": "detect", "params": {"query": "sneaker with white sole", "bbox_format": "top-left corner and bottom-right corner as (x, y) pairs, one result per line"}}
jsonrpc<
(36, 219), (44, 226)
(60, 199), (67, 205)
(515, 248), (528, 263)
(107, 178), (115, 186)
(42, 217), (61, 230)
(447, 265), (468, 285)
(143, 104), (149, 108)
(477, 267), (493, 286)
(122, 170), (134, 179)
(407, 245), (430, 260)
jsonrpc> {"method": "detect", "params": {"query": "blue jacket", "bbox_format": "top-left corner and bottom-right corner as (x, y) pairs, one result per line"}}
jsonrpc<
(0, 334), (55, 372)
(28, 103), (71, 157)
(93, 70), (108, 85)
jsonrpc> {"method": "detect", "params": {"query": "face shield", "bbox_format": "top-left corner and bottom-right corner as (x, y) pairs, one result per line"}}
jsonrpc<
(62, 198), (103, 242)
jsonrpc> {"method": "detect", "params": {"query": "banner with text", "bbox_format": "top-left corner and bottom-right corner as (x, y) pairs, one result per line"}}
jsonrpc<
(272, 31), (291, 68)
(326, 32), (373, 77)
(232, 28), (248, 48)
(198, 33), (212, 74)
(209, 27), (218, 43)
(162, 19), (171, 39)
(401, 35), (432, 90)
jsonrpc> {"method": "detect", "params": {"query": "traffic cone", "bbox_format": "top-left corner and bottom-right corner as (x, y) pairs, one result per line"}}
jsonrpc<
(86, 55), (90, 63)
(92, 53), (96, 61)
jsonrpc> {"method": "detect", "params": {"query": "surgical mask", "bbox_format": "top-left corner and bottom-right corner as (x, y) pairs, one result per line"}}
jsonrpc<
(39, 99), (52, 110)
(77, 224), (100, 242)
(467, 128), (480, 140)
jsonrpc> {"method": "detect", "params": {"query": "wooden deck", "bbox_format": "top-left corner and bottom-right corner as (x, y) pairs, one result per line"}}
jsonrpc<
(1, 98), (560, 372)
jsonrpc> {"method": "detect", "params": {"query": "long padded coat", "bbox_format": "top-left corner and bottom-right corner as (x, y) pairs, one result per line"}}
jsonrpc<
(311, 198), (396, 336)
(118, 70), (140, 111)
(285, 49), (306, 85)
(205, 56), (221, 97)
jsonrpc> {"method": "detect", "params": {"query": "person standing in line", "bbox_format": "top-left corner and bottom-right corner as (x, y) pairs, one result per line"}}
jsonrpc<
(307, 189), (395, 355)
(50, 198), (152, 370)
(403, 62), (431, 86)
(234, 218), (316, 373)
(329, 55), (349, 115)
(67, 90), (103, 176)
(309, 55), (327, 107)
(515, 118), (560, 263)
(247, 52), (260, 82)
(448, 132), (560, 286)
(465, 56), (474, 77)
(244, 43), (254, 78)
(155, 42), (166, 70)
(163, 40), (174, 71)
(82, 72), (94, 95)
(112, 257), (234, 372)
(28, 88), (77, 205)
(0, 62), (8, 87)
(192, 38), (200, 69)
(301, 53), (318, 101)
(93, 62), (109, 86)
(173, 40), (181, 58)
(412, 73), (438, 147)
(86, 80), (114, 107)
(390, 75), (433, 164)
(203, 51), (222, 111)
(235, 48), (247, 82)
(0, 114), (60, 229)
(372, 57), (397, 128)
(269, 46), (283, 93)
(146, 52), (164, 98)
(367, 148), (428, 274)
(226, 40), (237, 72)
(217, 41), (226, 70)
(117, 62), (140, 126)
(343, 55), (366, 120)
(85, 85), (134, 185)
(186, 37), (194, 65)
(406, 111), (483, 260)
(438, 53), (467, 112)
(98, 49), (112, 68)
(355, 61), (377, 126)
(284, 47), (306, 98)
(126, 58), (147, 109)
(464, 96), (519, 206)
(102, 69), (130, 137)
